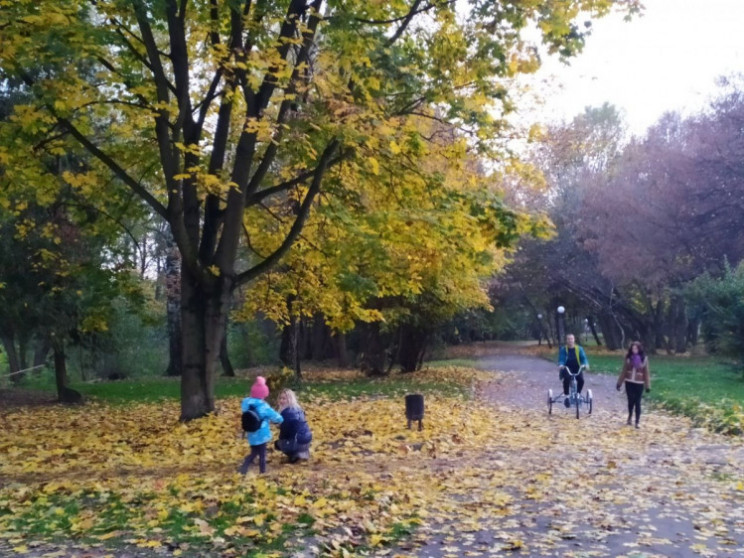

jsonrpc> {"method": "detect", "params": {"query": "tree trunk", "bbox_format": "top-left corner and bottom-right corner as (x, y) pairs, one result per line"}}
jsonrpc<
(52, 341), (82, 404)
(670, 295), (688, 354)
(687, 317), (700, 347)
(360, 322), (387, 376)
(399, 324), (428, 373)
(165, 234), (182, 376)
(220, 326), (235, 377)
(33, 336), (51, 368)
(335, 332), (349, 368)
(311, 313), (327, 361)
(291, 315), (302, 380)
(651, 299), (665, 354)
(280, 324), (292, 366)
(300, 316), (313, 361)
(179, 267), (231, 421)
(544, 311), (556, 347)
(18, 332), (28, 371)
(1, 333), (22, 383)
(597, 313), (622, 350)
(587, 315), (602, 346)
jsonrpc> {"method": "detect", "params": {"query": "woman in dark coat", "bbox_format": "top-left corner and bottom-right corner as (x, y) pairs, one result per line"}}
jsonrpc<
(275, 389), (313, 463)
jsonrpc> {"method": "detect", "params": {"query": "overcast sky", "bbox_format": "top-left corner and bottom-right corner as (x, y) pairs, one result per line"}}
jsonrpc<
(518, 0), (744, 135)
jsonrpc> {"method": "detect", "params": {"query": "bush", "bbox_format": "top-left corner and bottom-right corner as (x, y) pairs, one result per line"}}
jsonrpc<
(265, 366), (296, 402)
(660, 397), (744, 436)
(68, 296), (167, 380)
(685, 262), (744, 373)
(228, 319), (281, 368)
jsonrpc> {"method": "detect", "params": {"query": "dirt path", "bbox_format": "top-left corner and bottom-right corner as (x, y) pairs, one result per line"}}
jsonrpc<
(390, 352), (744, 558)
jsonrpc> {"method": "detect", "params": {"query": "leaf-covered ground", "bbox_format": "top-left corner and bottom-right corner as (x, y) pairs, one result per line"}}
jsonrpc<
(2, 361), (744, 557)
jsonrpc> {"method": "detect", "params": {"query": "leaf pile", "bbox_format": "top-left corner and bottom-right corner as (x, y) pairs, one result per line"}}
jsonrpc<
(0, 368), (495, 555)
(2, 365), (744, 557)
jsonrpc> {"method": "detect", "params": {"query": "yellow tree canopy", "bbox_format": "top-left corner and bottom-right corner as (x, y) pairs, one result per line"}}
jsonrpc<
(0, 0), (641, 291)
(237, 114), (552, 331)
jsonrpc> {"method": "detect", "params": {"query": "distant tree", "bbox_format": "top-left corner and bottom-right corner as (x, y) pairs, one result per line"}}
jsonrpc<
(579, 85), (744, 351)
(500, 105), (634, 349)
(0, 200), (144, 402)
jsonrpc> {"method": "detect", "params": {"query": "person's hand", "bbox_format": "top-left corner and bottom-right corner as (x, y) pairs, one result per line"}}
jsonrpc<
(646, 388), (651, 394)
(616, 384), (621, 392)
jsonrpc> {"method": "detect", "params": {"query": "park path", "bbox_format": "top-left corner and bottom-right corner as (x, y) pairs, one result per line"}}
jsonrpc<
(385, 350), (744, 558)
(474, 352), (627, 415)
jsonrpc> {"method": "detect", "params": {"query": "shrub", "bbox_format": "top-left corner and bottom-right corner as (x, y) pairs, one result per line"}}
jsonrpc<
(685, 261), (744, 375)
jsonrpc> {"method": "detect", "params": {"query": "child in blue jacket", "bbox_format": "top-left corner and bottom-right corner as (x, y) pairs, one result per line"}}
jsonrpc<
(239, 376), (283, 474)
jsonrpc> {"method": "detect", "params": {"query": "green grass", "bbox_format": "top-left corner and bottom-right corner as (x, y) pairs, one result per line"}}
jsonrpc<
(70, 376), (252, 403)
(588, 353), (744, 434)
(10, 366), (472, 404)
(588, 354), (744, 406)
(11, 372), (252, 403)
(297, 375), (471, 401)
(425, 358), (479, 368)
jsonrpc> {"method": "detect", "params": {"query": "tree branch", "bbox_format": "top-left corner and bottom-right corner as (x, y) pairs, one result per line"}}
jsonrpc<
(58, 117), (168, 219)
(254, 0), (307, 115)
(246, 154), (345, 207)
(245, 0), (323, 197)
(235, 139), (339, 286)
(385, 0), (425, 47)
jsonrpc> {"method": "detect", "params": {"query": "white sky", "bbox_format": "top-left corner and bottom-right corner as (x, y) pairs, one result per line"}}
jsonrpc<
(518, 0), (744, 136)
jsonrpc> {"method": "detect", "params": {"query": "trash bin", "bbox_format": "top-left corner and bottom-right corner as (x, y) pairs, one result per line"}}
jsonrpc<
(405, 394), (424, 431)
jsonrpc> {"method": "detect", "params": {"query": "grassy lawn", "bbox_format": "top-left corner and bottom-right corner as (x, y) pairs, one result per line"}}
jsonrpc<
(9, 372), (250, 403)
(0, 365), (490, 556)
(588, 354), (744, 406)
(527, 346), (744, 434)
(7, 364), (475, 404)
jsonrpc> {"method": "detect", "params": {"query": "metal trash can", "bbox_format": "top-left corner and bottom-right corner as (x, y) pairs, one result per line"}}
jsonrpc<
(405, 394), (425, 431)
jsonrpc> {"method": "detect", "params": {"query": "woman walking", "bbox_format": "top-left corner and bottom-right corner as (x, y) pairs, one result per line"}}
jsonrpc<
(616, 341), (651, 428)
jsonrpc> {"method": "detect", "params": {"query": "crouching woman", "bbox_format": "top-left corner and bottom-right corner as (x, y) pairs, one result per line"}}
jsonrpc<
(275, 389), (313, 463)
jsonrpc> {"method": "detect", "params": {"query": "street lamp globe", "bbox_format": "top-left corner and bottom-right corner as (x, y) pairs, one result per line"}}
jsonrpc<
(557, 306), (565, 314)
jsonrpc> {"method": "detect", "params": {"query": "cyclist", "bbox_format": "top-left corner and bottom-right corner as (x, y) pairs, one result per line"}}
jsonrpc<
(558, 333), (589, 407)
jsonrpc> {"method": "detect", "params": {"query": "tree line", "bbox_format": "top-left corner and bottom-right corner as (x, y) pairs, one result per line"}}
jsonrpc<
(501, 83), (744, 362)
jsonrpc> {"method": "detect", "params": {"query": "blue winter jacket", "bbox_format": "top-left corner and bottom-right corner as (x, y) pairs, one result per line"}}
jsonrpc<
(241, 397), (283, 446)
(558, 345), (589, 372)
(278, 407), (313, 445)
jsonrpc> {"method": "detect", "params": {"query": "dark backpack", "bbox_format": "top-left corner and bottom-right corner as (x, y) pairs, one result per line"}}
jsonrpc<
(241, 405), (262, 433)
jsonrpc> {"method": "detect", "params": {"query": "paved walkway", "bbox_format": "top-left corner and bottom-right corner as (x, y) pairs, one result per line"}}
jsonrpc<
(390, 352), (744, 558)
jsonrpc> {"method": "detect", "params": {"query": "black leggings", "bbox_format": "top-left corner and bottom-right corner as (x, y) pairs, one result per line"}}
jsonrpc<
(562, 372), (584, 395)
(241, 443), (267, 473)
(625, 382), (644, 424)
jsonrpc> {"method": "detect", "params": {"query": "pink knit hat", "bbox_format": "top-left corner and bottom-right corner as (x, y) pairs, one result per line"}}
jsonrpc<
(250, 376), (269, 399)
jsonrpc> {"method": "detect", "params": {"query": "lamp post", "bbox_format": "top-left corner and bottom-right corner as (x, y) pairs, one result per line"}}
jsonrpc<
(556, 306), (566, 346)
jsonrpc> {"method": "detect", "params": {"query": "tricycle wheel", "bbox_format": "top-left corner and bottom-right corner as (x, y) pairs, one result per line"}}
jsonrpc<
(586, 389), (593, 415)
(547, 389), (553, 415)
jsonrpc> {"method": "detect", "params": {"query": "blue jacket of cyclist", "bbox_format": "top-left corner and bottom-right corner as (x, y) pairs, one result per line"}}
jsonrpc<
(558, 333), (589, 395)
